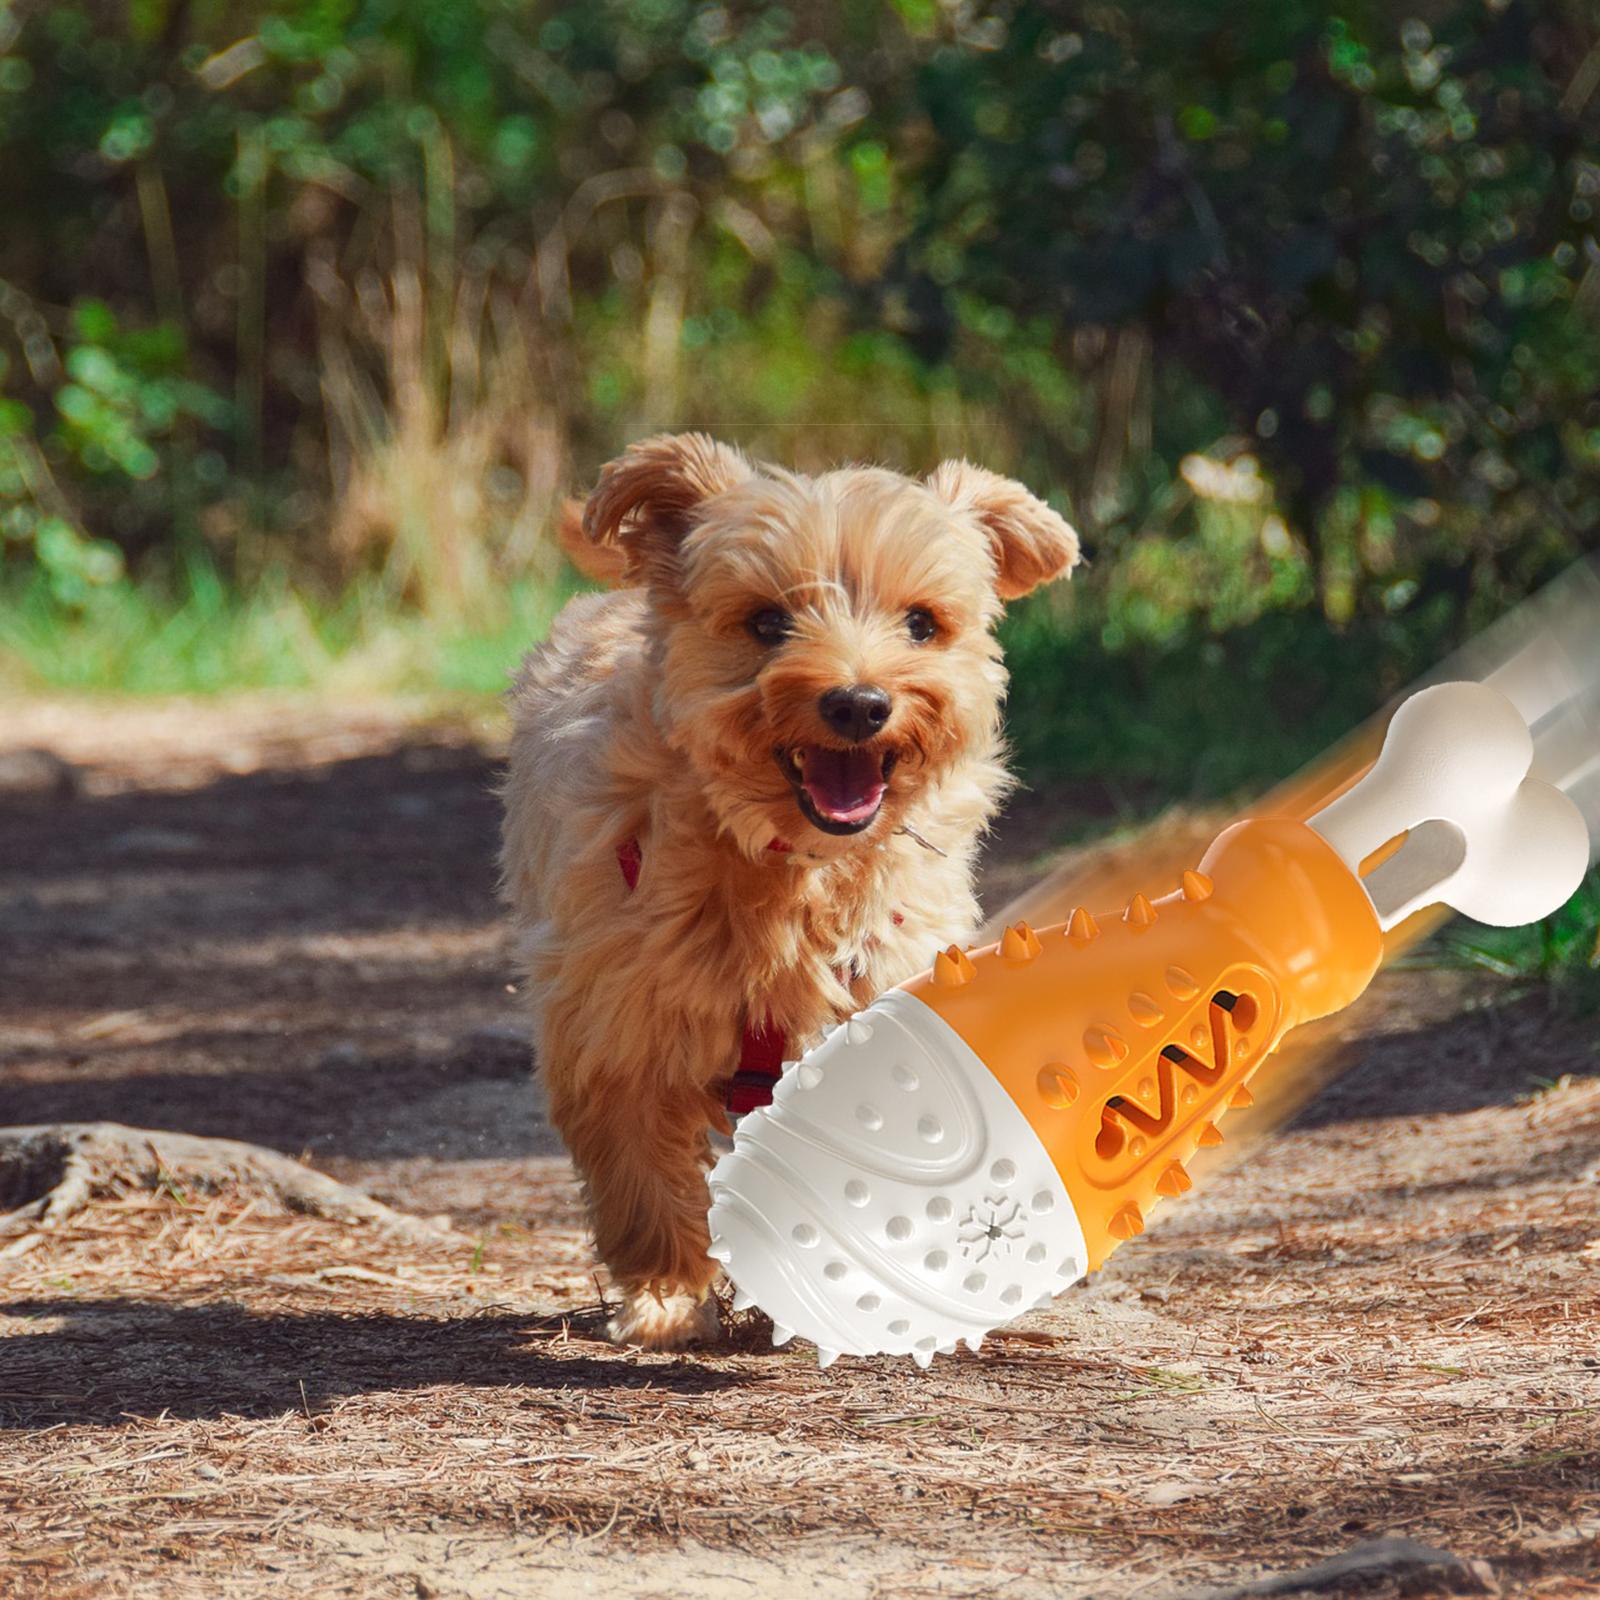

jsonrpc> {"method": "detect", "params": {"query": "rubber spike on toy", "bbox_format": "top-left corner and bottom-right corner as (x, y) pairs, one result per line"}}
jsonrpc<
(1109, 1203), (1144, 1240)
(817, 1348), (840, 1370)
(911, 1348), (933, 1370)
(1229, 1084), (1255, 1109)
(731, 1287), (755, 1312)
(1156, 1161), (1193, 1198)
(1197, 1121), (1224, 1147)
(771, 1323), (795, 1347)
(1084, 1025), (1128, 1069)
(1065, 907), (1099, 945)
(1001, 922), (1043, 962)
(706, 1237), (731, 1263)
(1128, 991), (1164, 1027)
(1124, 892), (1158, 927)
(1037, 1064), (1078, 1107)
(1181, 870), (1214, 902)
(934, 945), (976, 988)
(1165, 965), (1199, 999)
(845, 1016), (874, 1045)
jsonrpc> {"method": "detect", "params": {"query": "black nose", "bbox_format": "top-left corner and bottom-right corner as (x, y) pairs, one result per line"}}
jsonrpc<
(818, 685), (892, 743)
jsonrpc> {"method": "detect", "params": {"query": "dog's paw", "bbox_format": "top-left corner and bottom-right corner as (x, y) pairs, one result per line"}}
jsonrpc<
(608, 1290), (721, 1351)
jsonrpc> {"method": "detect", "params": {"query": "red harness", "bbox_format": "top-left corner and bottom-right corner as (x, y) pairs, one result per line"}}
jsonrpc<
(616, 837), (788, 1115)
(615, 835), (904, 1116)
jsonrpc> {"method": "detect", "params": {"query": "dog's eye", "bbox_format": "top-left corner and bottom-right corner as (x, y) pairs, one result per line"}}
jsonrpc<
(746, 608), (794, 647)
(906, 607), (939, 644)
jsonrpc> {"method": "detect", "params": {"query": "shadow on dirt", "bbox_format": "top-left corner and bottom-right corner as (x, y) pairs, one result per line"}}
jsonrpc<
(0, 739), (504, 948)
(3, 731), (1592, 1171)
(1291, 998), (1600, 1129)
(0, 1297), (756, 1428)
(2, 1038), (555, 1162)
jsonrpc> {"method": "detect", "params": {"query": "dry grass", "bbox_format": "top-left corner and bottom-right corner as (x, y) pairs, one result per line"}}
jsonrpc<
(308, 194), (567, 620)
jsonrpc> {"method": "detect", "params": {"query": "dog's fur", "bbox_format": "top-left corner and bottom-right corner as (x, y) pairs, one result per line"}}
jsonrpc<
(500, 435), (1079, 1348)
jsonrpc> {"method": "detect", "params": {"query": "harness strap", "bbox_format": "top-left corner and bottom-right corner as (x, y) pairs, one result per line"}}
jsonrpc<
(616, 836), (786, 1114)
(614, 834), (905, 1115)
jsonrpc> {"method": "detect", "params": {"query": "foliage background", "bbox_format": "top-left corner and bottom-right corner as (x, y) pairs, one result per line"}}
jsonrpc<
(1, 0), (1598, 802)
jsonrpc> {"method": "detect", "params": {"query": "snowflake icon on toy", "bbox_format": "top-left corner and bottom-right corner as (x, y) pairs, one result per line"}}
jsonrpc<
(957, 1197), (1025, 1262)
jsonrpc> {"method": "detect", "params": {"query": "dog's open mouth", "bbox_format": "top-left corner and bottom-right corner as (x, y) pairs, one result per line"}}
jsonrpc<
(777, 746), (898, 835)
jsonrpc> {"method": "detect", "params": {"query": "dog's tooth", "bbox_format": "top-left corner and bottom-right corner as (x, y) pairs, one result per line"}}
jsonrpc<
(845, 1016), (874, 1045)
(816, 1347), (840, 1370)
(771, 1323), (795, 1347)
(706, 1237), (732, 1263)
(731, 1288), (755, 1312)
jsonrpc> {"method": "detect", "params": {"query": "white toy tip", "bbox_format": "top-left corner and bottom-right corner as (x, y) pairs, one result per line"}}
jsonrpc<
(1310, 681), (1590, 930)
(911, 1349), (933, 1370)
(817, 1348), (840, 1369)
(772, 1323), (795, 1347)
(963, 1333), (984, 1353)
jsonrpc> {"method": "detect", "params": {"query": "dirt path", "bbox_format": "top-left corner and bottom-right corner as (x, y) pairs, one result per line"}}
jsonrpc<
(3, 699), (1599, 1599)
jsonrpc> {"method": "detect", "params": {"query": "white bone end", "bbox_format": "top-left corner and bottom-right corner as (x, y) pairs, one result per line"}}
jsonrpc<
(1310, 681), (1590, 929)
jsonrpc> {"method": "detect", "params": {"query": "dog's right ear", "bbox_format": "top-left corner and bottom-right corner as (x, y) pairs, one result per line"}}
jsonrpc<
(582, 433), (754, 586)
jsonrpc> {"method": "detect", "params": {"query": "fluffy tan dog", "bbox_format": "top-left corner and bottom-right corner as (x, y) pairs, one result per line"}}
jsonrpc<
(501, 434), (1079, 1348)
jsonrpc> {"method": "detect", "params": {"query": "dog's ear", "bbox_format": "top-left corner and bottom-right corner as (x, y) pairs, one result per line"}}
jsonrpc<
(927, 461), (1081, 600)
(582, 433), (754, 585)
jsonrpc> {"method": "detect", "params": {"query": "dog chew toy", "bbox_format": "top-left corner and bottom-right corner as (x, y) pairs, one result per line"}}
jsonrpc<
(705, 682), (1592, 1368)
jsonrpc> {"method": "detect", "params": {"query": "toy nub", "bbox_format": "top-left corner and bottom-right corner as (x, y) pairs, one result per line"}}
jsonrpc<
(706, 683), (1591, 1367)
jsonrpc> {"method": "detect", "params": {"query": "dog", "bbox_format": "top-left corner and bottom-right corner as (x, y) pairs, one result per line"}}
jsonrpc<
(500, 434), (1079, 1348)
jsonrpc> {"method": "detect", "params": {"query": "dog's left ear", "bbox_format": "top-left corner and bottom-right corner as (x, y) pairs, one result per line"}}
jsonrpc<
(927, 461), (1081, 600)
(582, 433), (754, 586)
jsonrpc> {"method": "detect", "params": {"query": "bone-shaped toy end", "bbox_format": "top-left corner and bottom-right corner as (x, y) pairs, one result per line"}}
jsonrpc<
(1309, 681), (1590, 930)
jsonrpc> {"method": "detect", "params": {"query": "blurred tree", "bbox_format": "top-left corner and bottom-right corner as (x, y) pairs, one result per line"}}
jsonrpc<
(0, 0), (1595, 730)
(883, 0), (1600, 627)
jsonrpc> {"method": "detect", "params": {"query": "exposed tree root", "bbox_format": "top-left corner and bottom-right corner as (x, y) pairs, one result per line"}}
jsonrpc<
(0, 1123), (454, 1243)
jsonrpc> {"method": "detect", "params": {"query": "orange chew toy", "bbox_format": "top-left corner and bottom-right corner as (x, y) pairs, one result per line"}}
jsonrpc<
(707, 682), (1591, 1367)
(919, 816), (1384, 1272)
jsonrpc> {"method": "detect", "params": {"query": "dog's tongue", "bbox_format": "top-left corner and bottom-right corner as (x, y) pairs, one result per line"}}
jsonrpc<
(802, 746), (886, 824)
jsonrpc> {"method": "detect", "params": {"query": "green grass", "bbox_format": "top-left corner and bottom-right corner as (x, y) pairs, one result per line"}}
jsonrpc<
(1440, 870), (1600, 1006)
(0, 561), (573, 699)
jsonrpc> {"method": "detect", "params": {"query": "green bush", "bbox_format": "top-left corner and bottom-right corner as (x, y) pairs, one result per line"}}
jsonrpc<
(0, 0), (1597, 814)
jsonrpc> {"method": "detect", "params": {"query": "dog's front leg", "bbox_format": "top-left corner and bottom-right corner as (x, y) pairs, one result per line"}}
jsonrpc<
(543, 1033), (725, 1351)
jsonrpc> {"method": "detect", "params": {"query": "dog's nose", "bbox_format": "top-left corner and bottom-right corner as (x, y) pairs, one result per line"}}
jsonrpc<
(818, 685), (892, 743)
